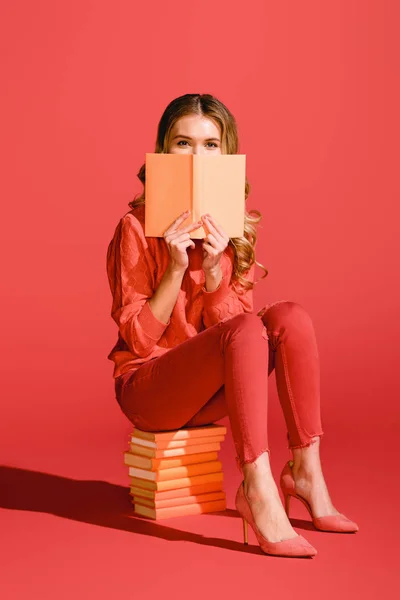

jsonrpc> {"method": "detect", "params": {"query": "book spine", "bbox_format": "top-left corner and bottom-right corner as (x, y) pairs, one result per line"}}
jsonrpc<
(130, 470), (224, 492)
(129, 480), (224, 501)
(124, 450), (219, 470)
(129, 434), (225, 449)
(156, 460), (222, 481)
(134, 498), (227, 519)
(129, 441), (222, 458)
(190, 152), (194, 221)
(132, 490), (226, 509)
(128, 460), (222, 482)
(132, 424), (226, 442)
(192, 154), (203, 227)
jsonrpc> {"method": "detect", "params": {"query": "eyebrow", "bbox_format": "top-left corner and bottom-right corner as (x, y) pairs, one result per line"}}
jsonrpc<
(171, 134), (221, 142)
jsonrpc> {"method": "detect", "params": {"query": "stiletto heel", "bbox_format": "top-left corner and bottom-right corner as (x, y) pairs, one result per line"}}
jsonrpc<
(284, 493), (291, 516)
(280, 460), (359, 533)
(242, 518), (248, 545)
(235, 481), (317, 558)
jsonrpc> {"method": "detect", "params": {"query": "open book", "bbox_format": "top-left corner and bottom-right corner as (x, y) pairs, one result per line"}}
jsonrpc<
(144, 153), (246, 239)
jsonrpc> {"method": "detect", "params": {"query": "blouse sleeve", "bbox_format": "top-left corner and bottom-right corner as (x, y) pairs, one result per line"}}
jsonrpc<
(202, 250), (255, 328)
(106, 214), (170, 358)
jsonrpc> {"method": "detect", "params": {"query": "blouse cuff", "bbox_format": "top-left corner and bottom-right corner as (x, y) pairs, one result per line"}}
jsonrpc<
(202, 275), (231, 308)
(137, 300), (170, 340)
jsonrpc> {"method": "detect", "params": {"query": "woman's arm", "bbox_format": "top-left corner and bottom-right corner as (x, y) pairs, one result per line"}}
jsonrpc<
(202, 256), (255, 328)
(148, 264), (184, 324)
(106, 214), (183, 358)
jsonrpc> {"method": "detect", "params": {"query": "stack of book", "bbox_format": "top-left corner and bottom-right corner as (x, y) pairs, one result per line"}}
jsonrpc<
(124, 423), (227, 520)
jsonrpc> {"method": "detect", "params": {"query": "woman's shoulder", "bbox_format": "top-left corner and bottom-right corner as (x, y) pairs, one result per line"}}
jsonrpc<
(114, 203), (164, 259)
(106, 205), (147, 261)
(115, 203), (146, 238)
(121, 202), (145, 225)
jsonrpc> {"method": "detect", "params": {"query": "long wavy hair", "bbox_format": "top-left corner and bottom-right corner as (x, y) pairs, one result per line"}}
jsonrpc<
(128, 93), (268, 292)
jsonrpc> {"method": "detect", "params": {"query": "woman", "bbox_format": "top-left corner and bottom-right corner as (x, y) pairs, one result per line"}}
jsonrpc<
(106, 93), (358, 558)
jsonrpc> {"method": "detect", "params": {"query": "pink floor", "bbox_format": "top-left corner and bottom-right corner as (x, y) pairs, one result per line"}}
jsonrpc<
(1, 419), (395, 600)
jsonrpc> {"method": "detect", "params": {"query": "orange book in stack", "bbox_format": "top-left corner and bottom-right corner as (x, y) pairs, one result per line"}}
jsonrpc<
(125, 424), (227, 520)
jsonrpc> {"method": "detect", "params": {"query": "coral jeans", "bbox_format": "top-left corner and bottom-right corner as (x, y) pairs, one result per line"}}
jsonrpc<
(114, 301), (324, 472)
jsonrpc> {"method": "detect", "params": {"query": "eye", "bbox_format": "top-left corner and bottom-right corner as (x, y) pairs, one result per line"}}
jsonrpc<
(177, 140), (189, 146)
(207, 142), (218, 148)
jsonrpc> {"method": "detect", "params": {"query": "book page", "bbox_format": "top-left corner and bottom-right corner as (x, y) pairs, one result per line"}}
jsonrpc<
(144, 153), (192, 237)
(192, 154), (246, 239)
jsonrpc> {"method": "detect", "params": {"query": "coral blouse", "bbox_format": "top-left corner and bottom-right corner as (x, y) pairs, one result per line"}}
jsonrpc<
(106, 203), (262, 379)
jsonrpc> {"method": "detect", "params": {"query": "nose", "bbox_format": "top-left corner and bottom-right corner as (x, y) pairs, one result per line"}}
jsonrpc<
(192, 146), (206, 155)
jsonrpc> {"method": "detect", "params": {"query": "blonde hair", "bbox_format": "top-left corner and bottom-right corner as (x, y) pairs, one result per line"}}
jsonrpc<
(128, 93), (268, 292)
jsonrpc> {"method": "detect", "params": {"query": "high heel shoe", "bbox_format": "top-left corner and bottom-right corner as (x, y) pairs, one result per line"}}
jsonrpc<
(280, 460), (359, 533)
(235, 481), (317, 557)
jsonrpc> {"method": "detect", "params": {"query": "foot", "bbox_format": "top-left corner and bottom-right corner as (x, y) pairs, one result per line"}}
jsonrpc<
(291, 438), (340, 519)
(243, 455), (299, 543)
(290, 462), (341, 518)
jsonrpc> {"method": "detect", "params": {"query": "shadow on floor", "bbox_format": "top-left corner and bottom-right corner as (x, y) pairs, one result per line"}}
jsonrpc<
(1, 464), (316, 557)
(0, 465), (316, 555)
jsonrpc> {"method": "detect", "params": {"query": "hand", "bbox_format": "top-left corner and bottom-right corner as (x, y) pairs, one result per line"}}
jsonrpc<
(163, 209), (202, 273)
(201, 213), (230, 273)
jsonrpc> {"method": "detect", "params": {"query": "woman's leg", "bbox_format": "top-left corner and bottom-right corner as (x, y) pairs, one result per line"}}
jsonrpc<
(260, 300), (324, 448)
(181, 300), (324, 450)
(116, 312), (270, 468)
(260, 300), (339, 518)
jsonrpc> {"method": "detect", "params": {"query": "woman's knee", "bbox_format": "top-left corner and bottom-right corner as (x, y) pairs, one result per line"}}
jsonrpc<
(223, 311), (265, 338)
(261, 300), (310, 325)
(259, 300), (306, 319)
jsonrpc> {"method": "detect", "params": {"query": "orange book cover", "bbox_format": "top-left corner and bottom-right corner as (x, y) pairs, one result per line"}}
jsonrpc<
(130, 471), (224, 492)
(133, 498), (227, 520)
(128, 459), (222, 482)
(129, 433), (225, 449)
(131, 490), (226, 509)
(129, 479), (224, 501)
(129, 441), (221, 458)
(123, 450), (219, 470)
(144, 153), (246, 239)
(131, 423), (227, 442)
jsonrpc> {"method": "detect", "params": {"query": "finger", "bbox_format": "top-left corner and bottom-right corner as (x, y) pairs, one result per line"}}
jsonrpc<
(204, 216), (222, 237)
(167, 222), (202, 242)
(202, 241), (220, 255)
(166, 232), (193, 248)
(202, 215), (226, 242)
(201, 218), (211, 238)
(166, 231), (190, 244)
(204, 234), (226, 254)
(164, 209), (191, 234)
(173, 231), (199, 246)
(177, 238), (196, 251)
(164, 219), (202, 239)
(204, 233), (219, 247)
(178, 220), (203, 234)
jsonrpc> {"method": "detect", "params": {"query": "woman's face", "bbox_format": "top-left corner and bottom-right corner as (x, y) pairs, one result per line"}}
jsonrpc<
(167, 114), (222, 155)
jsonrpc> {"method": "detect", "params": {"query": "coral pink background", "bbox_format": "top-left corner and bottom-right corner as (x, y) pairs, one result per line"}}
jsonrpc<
(1, 1), (398, 598)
